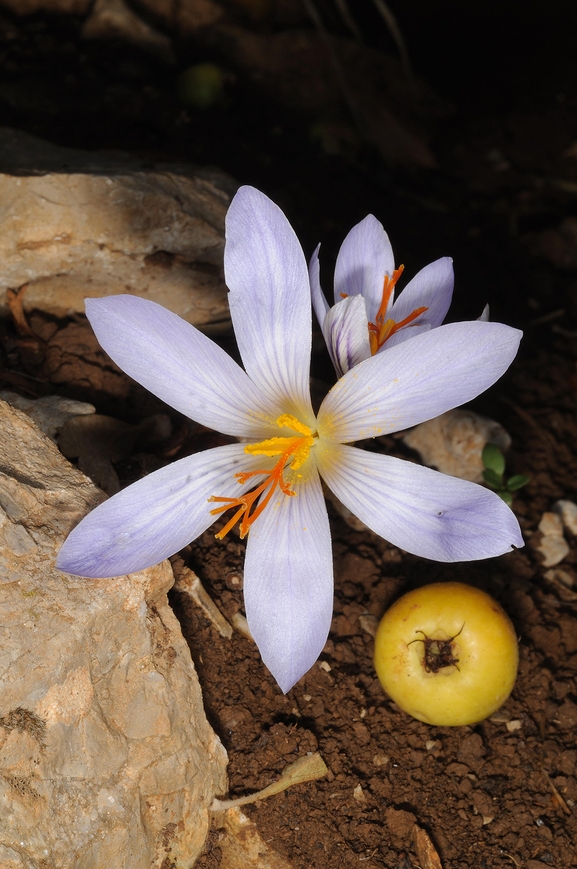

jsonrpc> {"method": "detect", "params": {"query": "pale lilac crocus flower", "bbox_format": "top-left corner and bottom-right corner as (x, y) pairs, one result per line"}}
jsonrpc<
(57, 186), (523, 693)
(310, 214), (457, 377)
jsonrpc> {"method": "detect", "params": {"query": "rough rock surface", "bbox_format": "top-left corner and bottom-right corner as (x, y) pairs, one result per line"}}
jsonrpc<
(0, 390), (95, 442)
(81, 0), (175, 63)
(0, 0), (222, 32)
(0, 398), (228, 868)
(0, 127), (234, 329)
(217, 807), (293, 869)
(0, 0), (90, 12)
(402, 408), (512, 482)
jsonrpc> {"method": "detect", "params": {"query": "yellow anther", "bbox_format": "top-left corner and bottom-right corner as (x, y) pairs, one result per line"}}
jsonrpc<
(288, 435), (315, 470)
(276, 413), (313, 437)
(209, 414), (316, 539)
(244, 436), (298, 458)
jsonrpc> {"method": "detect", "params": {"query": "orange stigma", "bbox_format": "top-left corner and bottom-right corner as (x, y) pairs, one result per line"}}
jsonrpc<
(208, 415), (315, 540)
(368, 265), (428, 354)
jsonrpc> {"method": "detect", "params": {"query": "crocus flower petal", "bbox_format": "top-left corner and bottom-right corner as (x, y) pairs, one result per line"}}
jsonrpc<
(322, 294), (372, 377)
(309, 243), (329, 327)
(57, 444), (265, 578)
(334, 214), (395, 318)
(381, 322), (431, 350)
(478, 303), (490, 321)
(318, 321), (522, 442)
(85, 296), (279, 439)
(243, 470), (333, 693)
(225, 186), (314, 420)
(318, 445), (524, 561)
(389, 256), (454, 330)
(311, 245), (372, 375)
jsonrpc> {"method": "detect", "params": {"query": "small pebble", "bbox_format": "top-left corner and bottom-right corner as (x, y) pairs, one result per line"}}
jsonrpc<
(538, 511), (564, 537)
(224, 571), (243, 591)
(231, 612), (253, 640)
(489, 711), (511, 724)
(536, 511), (570, 566)
(537, 535), (570, 567)
(544, 568), (575, 589)
(373, 754), (389, 767)
(552, 499), (577, 535)
(358, 613), (378, 637)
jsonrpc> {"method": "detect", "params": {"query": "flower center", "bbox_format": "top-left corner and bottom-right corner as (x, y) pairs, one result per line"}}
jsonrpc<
(208, 414), (315, 540)
(367, 265), (428, 354)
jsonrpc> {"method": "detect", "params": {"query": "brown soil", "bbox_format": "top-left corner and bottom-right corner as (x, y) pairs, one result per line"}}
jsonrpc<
(1, 3), (576, 868)
(174, 336), (577, 869)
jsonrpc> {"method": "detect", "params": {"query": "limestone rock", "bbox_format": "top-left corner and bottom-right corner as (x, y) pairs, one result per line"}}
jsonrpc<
(0, 390), (95, 442)
(402, 409), (512, 483)
(0, 397), (228, 868)
(0, 127), (234, 330)
(138, 0), (224, 33)
(81, 0), (175, 62)
(0, 0), (89, 12)
(0, 0), (223, 32)
(218, 807), (294, 869)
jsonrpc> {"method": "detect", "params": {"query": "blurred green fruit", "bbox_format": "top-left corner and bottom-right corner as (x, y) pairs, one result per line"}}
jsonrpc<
(177, 63), (225, 109)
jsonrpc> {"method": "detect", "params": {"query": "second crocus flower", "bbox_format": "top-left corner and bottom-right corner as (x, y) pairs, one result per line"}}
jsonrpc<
(310, 214), (456, 376)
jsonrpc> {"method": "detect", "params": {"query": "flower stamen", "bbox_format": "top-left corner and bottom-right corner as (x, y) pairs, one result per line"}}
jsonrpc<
(208, 415), (315, 540)
(367, 264), (429, 354)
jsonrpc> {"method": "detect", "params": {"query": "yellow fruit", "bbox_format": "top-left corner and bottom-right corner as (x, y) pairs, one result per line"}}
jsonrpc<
(374, 582), (518, 726)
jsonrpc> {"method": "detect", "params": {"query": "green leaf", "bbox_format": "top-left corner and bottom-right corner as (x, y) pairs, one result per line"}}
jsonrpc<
(507, 474), (530, 492)
(498, 490), (513, 506)
(483, 468), (503, 489)
(482, 443), (506, 476)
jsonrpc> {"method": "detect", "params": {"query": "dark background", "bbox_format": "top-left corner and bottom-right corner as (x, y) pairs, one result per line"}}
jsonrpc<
(0, 0), (575, 337)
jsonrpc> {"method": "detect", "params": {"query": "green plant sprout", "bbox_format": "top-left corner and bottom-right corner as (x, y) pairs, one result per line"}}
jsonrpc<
(482, 443), (529, 507)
